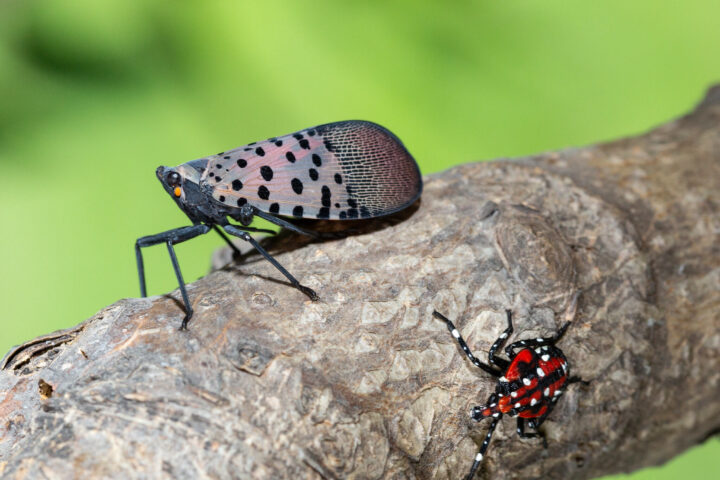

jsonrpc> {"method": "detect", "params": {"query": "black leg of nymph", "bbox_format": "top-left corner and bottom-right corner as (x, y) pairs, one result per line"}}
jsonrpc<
(505, 321), (572, 358)
(568, 376), (591, 386)
(223, 224), (318, 300)
(135, 224), (211, 329)
(465, 416), (500, 480)
(432, 311), (501, 377)
(516, 417), (548, 448)
(488, 309), (513, 370)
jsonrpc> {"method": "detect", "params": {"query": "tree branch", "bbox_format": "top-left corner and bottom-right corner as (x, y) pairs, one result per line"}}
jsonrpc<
(1, 87), (719, 479)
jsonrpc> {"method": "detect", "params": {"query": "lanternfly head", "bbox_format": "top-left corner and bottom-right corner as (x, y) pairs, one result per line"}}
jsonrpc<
(156, 160), (207, 202)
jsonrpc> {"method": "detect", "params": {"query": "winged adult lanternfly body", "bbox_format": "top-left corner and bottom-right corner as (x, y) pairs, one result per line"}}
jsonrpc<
(135, 120), (422, 329)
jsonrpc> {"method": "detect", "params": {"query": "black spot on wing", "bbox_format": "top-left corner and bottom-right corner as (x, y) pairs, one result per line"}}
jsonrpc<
(292, 205), (304, 217)
(258, 185), (270, 200)
(260, 166), (273, 181)
(321, 185), (331, 207)
(232, 180), (243, 191)
(291, 178), (303, 194)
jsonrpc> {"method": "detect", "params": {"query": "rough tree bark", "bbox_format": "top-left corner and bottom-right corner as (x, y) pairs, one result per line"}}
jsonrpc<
(1, 87), (719, 480)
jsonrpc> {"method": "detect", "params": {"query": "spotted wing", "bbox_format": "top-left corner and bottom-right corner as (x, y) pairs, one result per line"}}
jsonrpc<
(203, 120), (422, 220)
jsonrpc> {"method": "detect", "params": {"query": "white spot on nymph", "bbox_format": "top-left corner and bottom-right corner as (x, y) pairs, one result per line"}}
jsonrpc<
(535, 348), (542, 353)
(530, 398), (538, 406)
(499, 376), (508, 382)
(451, 329), (460, 338)
(511, 391), (518, 398)
(541, 354), (550, 361)
(544, 387), (550, 396)
(514, 402), (521, 409)
(562, 362), (568, 371)
(490, 403), (496, 407)
(536, 338), (544, 342)
(542, 345), (549, 351)
(493, 412), (500, 418)
(475, 452), (484, 461)
(554, 389), (563, 396)
(498, 393), (504, 397)
(536, 367), (545, 378)
(522, 378), (531, 386)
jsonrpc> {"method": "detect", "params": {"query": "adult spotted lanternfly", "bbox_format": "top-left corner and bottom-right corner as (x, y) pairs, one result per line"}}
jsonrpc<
(135, 121), (422, 329)
(432, 309), (586, 479)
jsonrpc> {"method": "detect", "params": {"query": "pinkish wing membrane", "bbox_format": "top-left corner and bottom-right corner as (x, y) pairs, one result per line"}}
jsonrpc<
(203, 120), (422, 220)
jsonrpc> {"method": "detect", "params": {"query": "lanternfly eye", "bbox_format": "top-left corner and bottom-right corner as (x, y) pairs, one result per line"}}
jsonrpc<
(166, 172), (182, 187)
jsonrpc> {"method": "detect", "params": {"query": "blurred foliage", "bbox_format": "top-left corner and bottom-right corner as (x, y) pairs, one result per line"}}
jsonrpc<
(0, 1), (718, 478)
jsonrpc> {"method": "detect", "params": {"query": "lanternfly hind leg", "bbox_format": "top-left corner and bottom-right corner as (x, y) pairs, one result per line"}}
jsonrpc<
(465, 417), (500, 480)
(432, 311), (501, 377)
(488, 310), (513, 370)
(135, 224), (211, 329)
(516, 418), (548, 448)
(223, 224), (318, 300)
(255, 209), (355, 240)
(213, 225), (276, 260)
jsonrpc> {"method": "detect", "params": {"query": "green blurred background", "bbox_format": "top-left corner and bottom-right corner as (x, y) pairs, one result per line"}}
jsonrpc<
(0, 1), (718, 477)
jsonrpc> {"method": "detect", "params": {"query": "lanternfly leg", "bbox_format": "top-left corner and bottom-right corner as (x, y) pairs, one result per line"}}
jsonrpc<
(516, 418), (548, 448)
(432, 311), (501, 377)
(505, 321), (571, 358)
(488, 310), (513, 370)
(568, 376), (590, 386)
(254, 210), (322, 238)
(223, 224), (318, 300)
(135, 224), (211, 329)
(213, 225), (277, 259)
(255, 209), (350, 240)
(465, 417), (500, 480)
(166, 241), (192, 330)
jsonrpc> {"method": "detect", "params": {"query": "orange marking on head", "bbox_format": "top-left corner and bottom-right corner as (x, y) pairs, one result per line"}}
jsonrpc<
(174, 187), (182, 197)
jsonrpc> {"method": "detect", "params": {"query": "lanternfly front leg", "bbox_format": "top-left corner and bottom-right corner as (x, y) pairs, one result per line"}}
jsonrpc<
(488, 309), (513, 370)
(223, 224), (318, 301)
(432, 311), (501, 377)
(135, 224), (211, 329)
